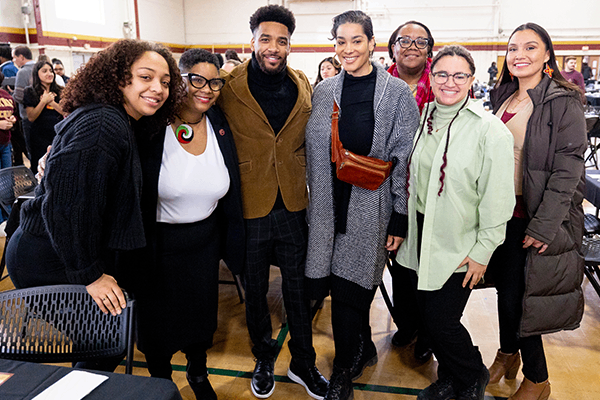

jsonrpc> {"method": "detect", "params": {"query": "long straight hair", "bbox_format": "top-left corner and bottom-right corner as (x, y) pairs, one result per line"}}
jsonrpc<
(31, 60), (62, 98)
(495, 23), (580, 93)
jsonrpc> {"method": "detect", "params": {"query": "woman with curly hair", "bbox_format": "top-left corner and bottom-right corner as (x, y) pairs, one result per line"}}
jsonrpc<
(23, 60), (64, 173)
(7, 40), (184, 325)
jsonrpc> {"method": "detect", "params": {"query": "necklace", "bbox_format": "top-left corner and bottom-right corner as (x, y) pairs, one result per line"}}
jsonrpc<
(434, 119), (452, 133)
(174, 114), (203, 144)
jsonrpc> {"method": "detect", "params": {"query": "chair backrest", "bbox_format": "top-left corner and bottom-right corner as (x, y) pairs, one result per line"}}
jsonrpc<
(0, 166), (37, 210)
(0, 285), (135, 372)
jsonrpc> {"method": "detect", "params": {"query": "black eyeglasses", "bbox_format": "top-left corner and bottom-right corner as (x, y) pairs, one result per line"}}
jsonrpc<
(181, 73), (226, 91)
(431, 71), (473, 85)
(395, 36), (429, 49)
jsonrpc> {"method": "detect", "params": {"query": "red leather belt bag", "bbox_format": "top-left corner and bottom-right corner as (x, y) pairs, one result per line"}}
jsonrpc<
(331, 101), (392, 191)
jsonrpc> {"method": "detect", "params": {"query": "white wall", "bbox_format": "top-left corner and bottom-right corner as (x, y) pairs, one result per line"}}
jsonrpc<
(3, 0), (600, 83)
(138, 0), (185, 44)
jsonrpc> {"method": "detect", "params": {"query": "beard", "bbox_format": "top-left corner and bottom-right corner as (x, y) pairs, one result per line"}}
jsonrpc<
(255, 51), (287, 75)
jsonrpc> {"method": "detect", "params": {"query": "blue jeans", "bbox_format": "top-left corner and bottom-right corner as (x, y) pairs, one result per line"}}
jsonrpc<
(0, 143), (12, 169)
(0, 143), (12, 222)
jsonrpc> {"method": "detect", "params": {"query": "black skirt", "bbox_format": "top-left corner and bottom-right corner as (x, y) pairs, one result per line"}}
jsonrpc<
(134, 211), (222, 355)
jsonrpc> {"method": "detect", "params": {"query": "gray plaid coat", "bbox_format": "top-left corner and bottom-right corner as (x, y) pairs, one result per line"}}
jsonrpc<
(305, 63), (419, 290)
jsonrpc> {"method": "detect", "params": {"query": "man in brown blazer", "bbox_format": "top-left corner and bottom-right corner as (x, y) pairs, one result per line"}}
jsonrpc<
(217, 5), (328, 400)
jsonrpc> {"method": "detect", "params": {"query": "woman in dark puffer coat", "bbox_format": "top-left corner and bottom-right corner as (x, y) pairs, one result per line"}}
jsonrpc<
(487, 22), (586, 400)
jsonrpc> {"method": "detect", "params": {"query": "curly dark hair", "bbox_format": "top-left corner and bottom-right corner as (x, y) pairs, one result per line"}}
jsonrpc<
(60, 39), (185, 127)
(31, 60), (62, 98)
(249, 5), (296, 36)
(179, 49), (220, 73)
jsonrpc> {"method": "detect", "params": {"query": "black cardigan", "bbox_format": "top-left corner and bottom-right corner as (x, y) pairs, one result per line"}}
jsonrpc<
(20, 104), (145, 285)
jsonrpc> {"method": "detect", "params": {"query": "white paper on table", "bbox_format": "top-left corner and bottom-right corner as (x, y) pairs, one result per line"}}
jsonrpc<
(32, 370), (108, 400)
(588, 173), (600, 181)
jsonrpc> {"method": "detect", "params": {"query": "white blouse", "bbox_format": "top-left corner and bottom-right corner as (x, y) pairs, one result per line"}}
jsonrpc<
(156, 116), (230, 224)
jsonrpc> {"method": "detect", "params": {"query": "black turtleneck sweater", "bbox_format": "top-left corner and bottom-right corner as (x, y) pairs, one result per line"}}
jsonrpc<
(247, 53), (298, 135)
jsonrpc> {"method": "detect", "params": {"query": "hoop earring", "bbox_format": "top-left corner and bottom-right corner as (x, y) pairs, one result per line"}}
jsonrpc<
(543, 63), (554, 78)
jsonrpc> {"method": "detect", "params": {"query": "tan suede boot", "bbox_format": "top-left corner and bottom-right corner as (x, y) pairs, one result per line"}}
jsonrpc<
(488, 350), (521, 384)
(508, 378), (551, 400)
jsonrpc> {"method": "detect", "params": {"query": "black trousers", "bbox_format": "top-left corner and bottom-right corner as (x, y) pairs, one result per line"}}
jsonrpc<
(331, 293), (374, 369)
(144, 341), (212, 380)
(416, 272), (484, 390)
(243, 208), (316, 368)
(488, 217), (548, 383)
(389, 259), (421, 337)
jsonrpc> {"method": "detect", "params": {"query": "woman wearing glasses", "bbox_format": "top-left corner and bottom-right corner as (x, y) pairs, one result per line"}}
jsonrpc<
(387, 21), (435, 113)
(128, 49), (243, 399)
(305, 11), (419, 399)
(486, 23), (585, 400)
(396, 45), (515, 400)
(385, 20), (435, 360)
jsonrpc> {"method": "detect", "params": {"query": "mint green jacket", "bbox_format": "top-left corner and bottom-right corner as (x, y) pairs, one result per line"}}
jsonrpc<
(396, 99), (515, 291)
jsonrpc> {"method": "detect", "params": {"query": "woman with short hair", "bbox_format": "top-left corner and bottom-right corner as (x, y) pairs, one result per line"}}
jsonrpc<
(305, 10), (419, 400)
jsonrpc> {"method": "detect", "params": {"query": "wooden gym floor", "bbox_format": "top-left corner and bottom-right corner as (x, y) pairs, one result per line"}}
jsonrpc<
(1, 219), (599, 399)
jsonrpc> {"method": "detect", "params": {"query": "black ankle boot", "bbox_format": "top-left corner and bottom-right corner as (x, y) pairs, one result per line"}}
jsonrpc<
(350, 335), (377, 381)
(456, 367), (490, 400)
(187, 372), (217, 400)
(324, 366), (354, 400)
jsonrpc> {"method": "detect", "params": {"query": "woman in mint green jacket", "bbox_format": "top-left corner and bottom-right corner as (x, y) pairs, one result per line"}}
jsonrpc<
(396, 45), (515, 400)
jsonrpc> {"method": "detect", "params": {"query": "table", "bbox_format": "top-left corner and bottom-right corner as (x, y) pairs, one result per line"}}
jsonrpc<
(587, 93), (600, 107)
(586, 170), (600, 208)
(0, 359), (183, 400)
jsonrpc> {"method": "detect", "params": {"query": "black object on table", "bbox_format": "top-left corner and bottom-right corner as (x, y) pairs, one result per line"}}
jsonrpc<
(587, 93), (600, 107)
(0, 359), (183, 400)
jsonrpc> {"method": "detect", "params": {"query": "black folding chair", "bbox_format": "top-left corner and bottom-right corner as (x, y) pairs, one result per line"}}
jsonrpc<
(0, 166), (37, 280)
(0, 285), (136, 374)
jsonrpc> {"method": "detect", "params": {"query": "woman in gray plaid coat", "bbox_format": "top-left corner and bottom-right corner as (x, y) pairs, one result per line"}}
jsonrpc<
(304, 11), (419, 400)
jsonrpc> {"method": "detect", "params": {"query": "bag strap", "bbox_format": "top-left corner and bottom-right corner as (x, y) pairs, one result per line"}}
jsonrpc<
(331, 100), (343, 163)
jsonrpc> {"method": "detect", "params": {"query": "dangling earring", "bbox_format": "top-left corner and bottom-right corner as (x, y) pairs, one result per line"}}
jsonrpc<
(543, 63), (553, 78)
(509, 71), (514, 79)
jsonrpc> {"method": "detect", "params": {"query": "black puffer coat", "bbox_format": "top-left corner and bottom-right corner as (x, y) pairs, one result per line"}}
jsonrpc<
(491, 75), (586, 337)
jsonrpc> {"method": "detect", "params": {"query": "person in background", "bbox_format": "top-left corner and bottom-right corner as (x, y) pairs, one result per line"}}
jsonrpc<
(0, 72), (15, 169)
(396, 45), (515, 400)
(385, 20), (435, 362)
(6, 40), (184, 370)
(488, 61), (498, 86)
(222, 58), (241, 73)
(561, 56), (586, 97)
(305, 10), (419, 400)
(0, 71), (15, 227)
(52, 58), (70, 84)
(0, 45), (18, 80)
(127, 48), (244, 400)
(217, 5), (328, 399)
(488, 23), (586, 400)
(313, 56), (341, 87)
(12, 45), (35, 163)
(22, 60), (64, 174)
(225, 49), (243, 63)
(582, 61), (593, 85)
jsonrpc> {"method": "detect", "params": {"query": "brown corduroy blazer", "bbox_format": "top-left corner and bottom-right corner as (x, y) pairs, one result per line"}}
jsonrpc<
(218, 60), (312, 219)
